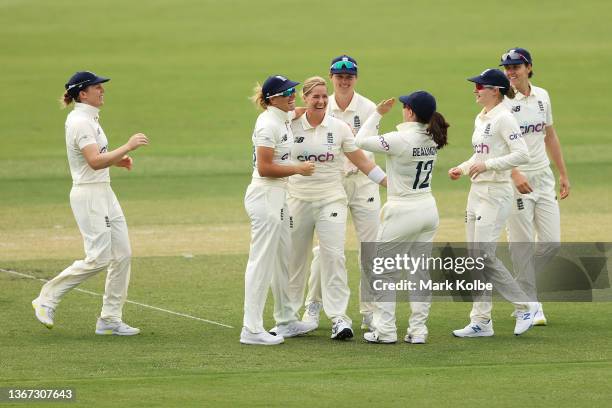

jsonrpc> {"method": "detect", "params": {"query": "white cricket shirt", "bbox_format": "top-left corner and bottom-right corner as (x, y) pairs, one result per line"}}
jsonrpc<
(288, 113), (358, 202)
(65, 103), (110, 185)
(457, 103), (529, 183)
(251, 106), (295, 187)
(356, 112), (437, 199)
(502, 84), (553, 172)
(328, 92), (377, 174)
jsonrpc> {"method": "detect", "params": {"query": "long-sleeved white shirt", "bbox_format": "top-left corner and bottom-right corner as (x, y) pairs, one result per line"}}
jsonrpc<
(457, 103), (529, 183)
(65, 103), (110, 185)
(250, 106), (295, 187)
(328, 92), (377, 175)
(502, 84), (553, 172)
(288, 113), (357, 202)
(355, 112), (437, 199)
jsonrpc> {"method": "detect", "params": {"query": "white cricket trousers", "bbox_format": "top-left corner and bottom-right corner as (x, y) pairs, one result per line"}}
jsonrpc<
(243, 183), (292, 333)
(305, 173), (380, 317)
(372, 195), (438, 341)
(507, 167), (561, 301)
(282, 196), (351, 325)
(467, 183), (531, 322)
(38, 183), (132, 322)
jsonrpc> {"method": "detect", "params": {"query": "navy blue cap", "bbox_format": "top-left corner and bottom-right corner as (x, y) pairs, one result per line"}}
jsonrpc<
(262, 75), (300, 99)
(65, 71), (110, 97)
(399, 91), (436, 122)
(330, 55), (358, 75)
(499, 48), (532, 66)
(467, 68), (510, 89)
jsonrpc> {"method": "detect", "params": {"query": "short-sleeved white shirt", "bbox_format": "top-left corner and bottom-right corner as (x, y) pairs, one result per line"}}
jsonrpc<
(288, 113), (358, 202)
(251, 106), (295, 187)
(355, 112), (437, 199)
(502, 84), (553, 172)
(328, 92), (377, 174)
(457, 103), (529, 183)
(65, 103), (110, 185)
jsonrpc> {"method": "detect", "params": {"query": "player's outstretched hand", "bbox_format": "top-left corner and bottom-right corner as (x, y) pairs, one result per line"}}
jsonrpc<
(296, 161), (315, 176)
(376, 98), (395, 115)
(127, 133), (149, 151)
(512, 170), (533, 194)
(448, 167), (462, 180)
(116, 155), (133, 171)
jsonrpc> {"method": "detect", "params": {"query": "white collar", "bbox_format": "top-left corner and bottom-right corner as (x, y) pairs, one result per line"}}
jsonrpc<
(74, 102), (100, 119)
(300, 112), (330, 130)
(267, 105), (291, 121)
(330, 92), (359, 113)
(396, 121), (426, 132)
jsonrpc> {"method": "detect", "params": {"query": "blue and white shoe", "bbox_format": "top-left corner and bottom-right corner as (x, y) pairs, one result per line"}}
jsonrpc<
(269, 320), (317, 338)
(95, 319), (140, 336)
(452, 320), (494, 338)
(514, 303), (538, 335)
(404, 334), (427, 344)
(331, 318), (353, 340)
(32, 297), (55, 329)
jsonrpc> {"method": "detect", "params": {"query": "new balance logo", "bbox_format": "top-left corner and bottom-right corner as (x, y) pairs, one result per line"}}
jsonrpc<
(471, 325), (482, 333)
(104, 216), (111, 228)
(517, 198), (525, 210)
(512, 105), (521, 112)
(281, 134), (288, 142)
(367, 197), (374, 203)
(522, 313), (531, 320)
(294, 136), (304, 143)
(330, 212), (338, 217)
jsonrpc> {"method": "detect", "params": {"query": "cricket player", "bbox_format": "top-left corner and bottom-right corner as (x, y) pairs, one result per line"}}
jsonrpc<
(302, 55), (382, 331)
(275, 76), (386, 340)
(355, 91), (450, 344)
(448, 68), (538, 337)
(500, 48), (570, 326)
(32, 71), (148, 335)
(241, 75), (317, 345)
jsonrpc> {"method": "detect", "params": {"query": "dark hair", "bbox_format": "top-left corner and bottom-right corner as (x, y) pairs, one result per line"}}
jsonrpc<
(59, 91), (79, 108)
(424, 111), (449, 149)
(501, 86), (516, 99)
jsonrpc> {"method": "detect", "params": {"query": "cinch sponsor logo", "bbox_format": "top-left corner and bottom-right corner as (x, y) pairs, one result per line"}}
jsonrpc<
(508, 133), (521, 140)
(473, 143), (489, 154)
(520, 122), (546, 135)
(297, 152), (335, 162)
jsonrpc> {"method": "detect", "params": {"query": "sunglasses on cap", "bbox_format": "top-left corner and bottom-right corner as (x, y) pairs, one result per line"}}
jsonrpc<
(330, 61), (357, 70)
(268, 87), (296, 98)
(501, 50), (530, 64)
(475, 83), (504, 91)
(66, 79), (93, 92)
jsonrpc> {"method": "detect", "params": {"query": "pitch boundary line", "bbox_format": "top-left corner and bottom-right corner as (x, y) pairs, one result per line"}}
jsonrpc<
(0, 268), (234, 329)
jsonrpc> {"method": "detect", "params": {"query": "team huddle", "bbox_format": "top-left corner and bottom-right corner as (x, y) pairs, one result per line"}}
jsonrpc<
(241, 49), (570, 345)
(29, 48), (569, 344)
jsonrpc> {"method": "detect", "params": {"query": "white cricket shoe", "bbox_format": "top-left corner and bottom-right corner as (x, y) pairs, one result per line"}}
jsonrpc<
(331, 318), (353, 340)
(32, 297), (55, 329)
(364, 331), (396, 344)
(514, 303), (538, 335)
(95, 319), (140, 336)
(269, 320), (317, 338)
(452, 320), (494, 338)
(533, 303), (547, 326)
(360, 313), (375, 331)
(302, 302), (322, 325)
(240, 327), (284, 345)
(404, 334), (427, 344)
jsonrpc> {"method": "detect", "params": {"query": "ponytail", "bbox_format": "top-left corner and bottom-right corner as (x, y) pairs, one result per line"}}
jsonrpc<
(59, 91), (75, 108)
(504, 86), (516, 99)
(426, 112), (449, 149)
(249, 82), (269, 110)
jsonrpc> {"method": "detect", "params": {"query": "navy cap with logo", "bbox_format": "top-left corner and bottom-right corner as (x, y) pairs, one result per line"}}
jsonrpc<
(467, 68), (510, 89)
(330, 55), (358, 75)
(65, 71), (110, 97)
(262, 75), (300, 100)
(499, 48), (532, 66)
(399, 91), (436, 122)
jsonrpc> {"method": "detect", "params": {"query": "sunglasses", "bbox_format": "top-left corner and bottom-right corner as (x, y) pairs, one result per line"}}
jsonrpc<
(501, 50), (529, 64)
(474, 83), (503, 91)
(66, 79), (92, 91)
(268, 87), (296, 98)
(330, 60), (358, 70)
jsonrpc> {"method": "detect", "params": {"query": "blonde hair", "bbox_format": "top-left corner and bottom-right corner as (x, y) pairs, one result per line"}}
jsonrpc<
(301, 76), (327, 100)
(249, 82), (269, 110)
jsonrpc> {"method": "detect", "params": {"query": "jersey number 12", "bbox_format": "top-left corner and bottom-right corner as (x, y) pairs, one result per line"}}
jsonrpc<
(413, 160), (434, 189)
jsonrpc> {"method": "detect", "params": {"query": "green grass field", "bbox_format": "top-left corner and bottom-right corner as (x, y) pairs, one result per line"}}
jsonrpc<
(1, 0), (611, 406)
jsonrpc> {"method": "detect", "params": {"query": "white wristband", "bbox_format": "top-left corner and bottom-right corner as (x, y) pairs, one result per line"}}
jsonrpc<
(367, 166), (386, 184)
